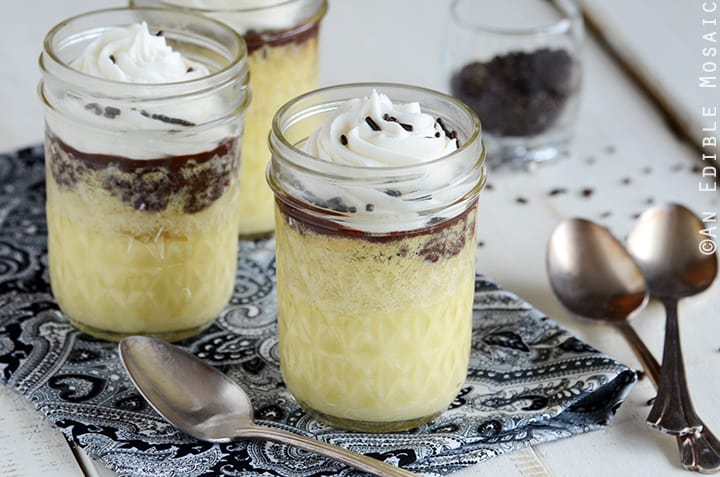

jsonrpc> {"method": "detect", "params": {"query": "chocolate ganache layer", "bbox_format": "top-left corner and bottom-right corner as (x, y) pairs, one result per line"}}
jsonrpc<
(276, 196), (478, 263)
(244, 21), (320, 55)
(46, 132), (240, 214)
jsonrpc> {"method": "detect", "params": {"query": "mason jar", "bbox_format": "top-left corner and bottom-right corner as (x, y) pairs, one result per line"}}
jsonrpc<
(267, 83), (486, 432)
(39, 8), (250, 341)
(130, 0), (328, 238)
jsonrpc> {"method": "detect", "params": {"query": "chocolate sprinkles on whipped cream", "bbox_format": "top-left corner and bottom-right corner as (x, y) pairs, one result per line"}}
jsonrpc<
(339, 112), (458, 150)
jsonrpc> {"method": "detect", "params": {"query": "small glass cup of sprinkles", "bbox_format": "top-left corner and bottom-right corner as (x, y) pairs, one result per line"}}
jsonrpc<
(39, 8), (250, 341)
(130, 0), (328, 239)
(267, 83), (487, 432)
(444, 0), (584, 170)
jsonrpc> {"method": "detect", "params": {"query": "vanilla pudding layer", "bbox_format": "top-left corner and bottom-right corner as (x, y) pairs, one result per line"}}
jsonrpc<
(275, 202), (477, 425)
(237, 32), (319, 237)
(45, 132), (241, 339)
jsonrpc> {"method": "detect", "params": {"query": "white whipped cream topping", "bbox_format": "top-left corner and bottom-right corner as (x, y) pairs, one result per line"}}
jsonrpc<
(162, 0), (310, 34)
(305, 90), (457, 167)
(47, 22), (240, 159)
(71, 22), (209, 83)
(291, 91), (469, 233)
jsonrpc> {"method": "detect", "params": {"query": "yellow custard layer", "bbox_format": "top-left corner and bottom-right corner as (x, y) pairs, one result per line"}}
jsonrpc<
(46, 159), (240, 340)
(274, 206), (477, 425)
(237, 38), (319, 238)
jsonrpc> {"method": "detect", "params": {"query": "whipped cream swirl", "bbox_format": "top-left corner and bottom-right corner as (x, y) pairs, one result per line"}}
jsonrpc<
(285, 91), (474, 233)
(71, 22), (209, 83)
(305, 91), (458, 167)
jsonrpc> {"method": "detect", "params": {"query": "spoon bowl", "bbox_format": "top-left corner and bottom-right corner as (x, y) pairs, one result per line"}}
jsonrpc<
(627, 203), (717, 300)
(118, 335), (252, 443)
(547, 218), (649, 322)
(118, 336), (416, 477)
(547, 218), (659, 383)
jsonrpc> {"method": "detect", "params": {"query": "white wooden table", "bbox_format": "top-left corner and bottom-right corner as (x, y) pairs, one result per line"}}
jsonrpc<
(1, 1), (718, 476)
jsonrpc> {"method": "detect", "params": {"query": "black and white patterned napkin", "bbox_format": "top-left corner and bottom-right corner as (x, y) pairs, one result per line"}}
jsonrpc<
(0, 145), (636, 477)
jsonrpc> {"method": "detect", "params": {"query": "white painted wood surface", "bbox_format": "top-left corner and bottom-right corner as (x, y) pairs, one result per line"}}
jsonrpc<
(1, 1), (718, 476)
(575, 0), (720, 154)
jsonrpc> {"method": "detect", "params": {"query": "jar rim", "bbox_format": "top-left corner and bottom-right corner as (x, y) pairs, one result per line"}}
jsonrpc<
(269, 82), (484, 178)
(40, 7), (249, 94)
(138, 0), (325, 14)
(450, 0), (582, 36)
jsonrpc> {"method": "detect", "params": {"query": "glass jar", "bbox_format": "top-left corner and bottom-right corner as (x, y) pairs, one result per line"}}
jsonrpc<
(267, 83), (486, 432)
(130, 0), (328, 238)
(39, 8), (250, 341)
(444, 0), (583, 170)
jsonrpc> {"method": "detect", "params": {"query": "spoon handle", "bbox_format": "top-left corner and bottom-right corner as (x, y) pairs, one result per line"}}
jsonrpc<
(615, 321), (720, 472)
(679, 427), (720, 474)
(647, 298), (703, 435)
(615, 321), (661, 388)
(236, 425), (417, 477)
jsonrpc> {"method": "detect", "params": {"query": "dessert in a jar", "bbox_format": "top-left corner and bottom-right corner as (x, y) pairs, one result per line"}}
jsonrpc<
(267, 84), (486, 432)
(130, 0), (328, 238)
(39, 9), (250, 341)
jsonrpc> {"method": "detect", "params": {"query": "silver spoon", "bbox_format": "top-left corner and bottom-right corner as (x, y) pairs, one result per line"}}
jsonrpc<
(627, 203), (718, 437)
(118, 336), (416, 477)
(547, 217), (720, 473)
(547, 218), (653, 378)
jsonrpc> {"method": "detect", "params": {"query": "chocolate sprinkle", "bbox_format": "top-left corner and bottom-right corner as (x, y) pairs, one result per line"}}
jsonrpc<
(384, 189), (402, 197)
(340, 134), (348, 146)
(436, 117), (452, 137)
(515, 196), (528, 204)
(599, 211), (612, 218)
(85, 103), (102, 116)
(581, 188), (594, 198)
(365, 116), (381, 131)
(324, 196), (352, 213)
(548, 187), (567, 196)
(365, 203), (374, 212)
(382, 113), (414, 132)
(620, 177), (632, 185)
(103, 107), (121, 119)
(109, 54), (116, 64)
(140, 110), (195, 127)
(155, 30), (164, 37)
(186, 66), (195, 73)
